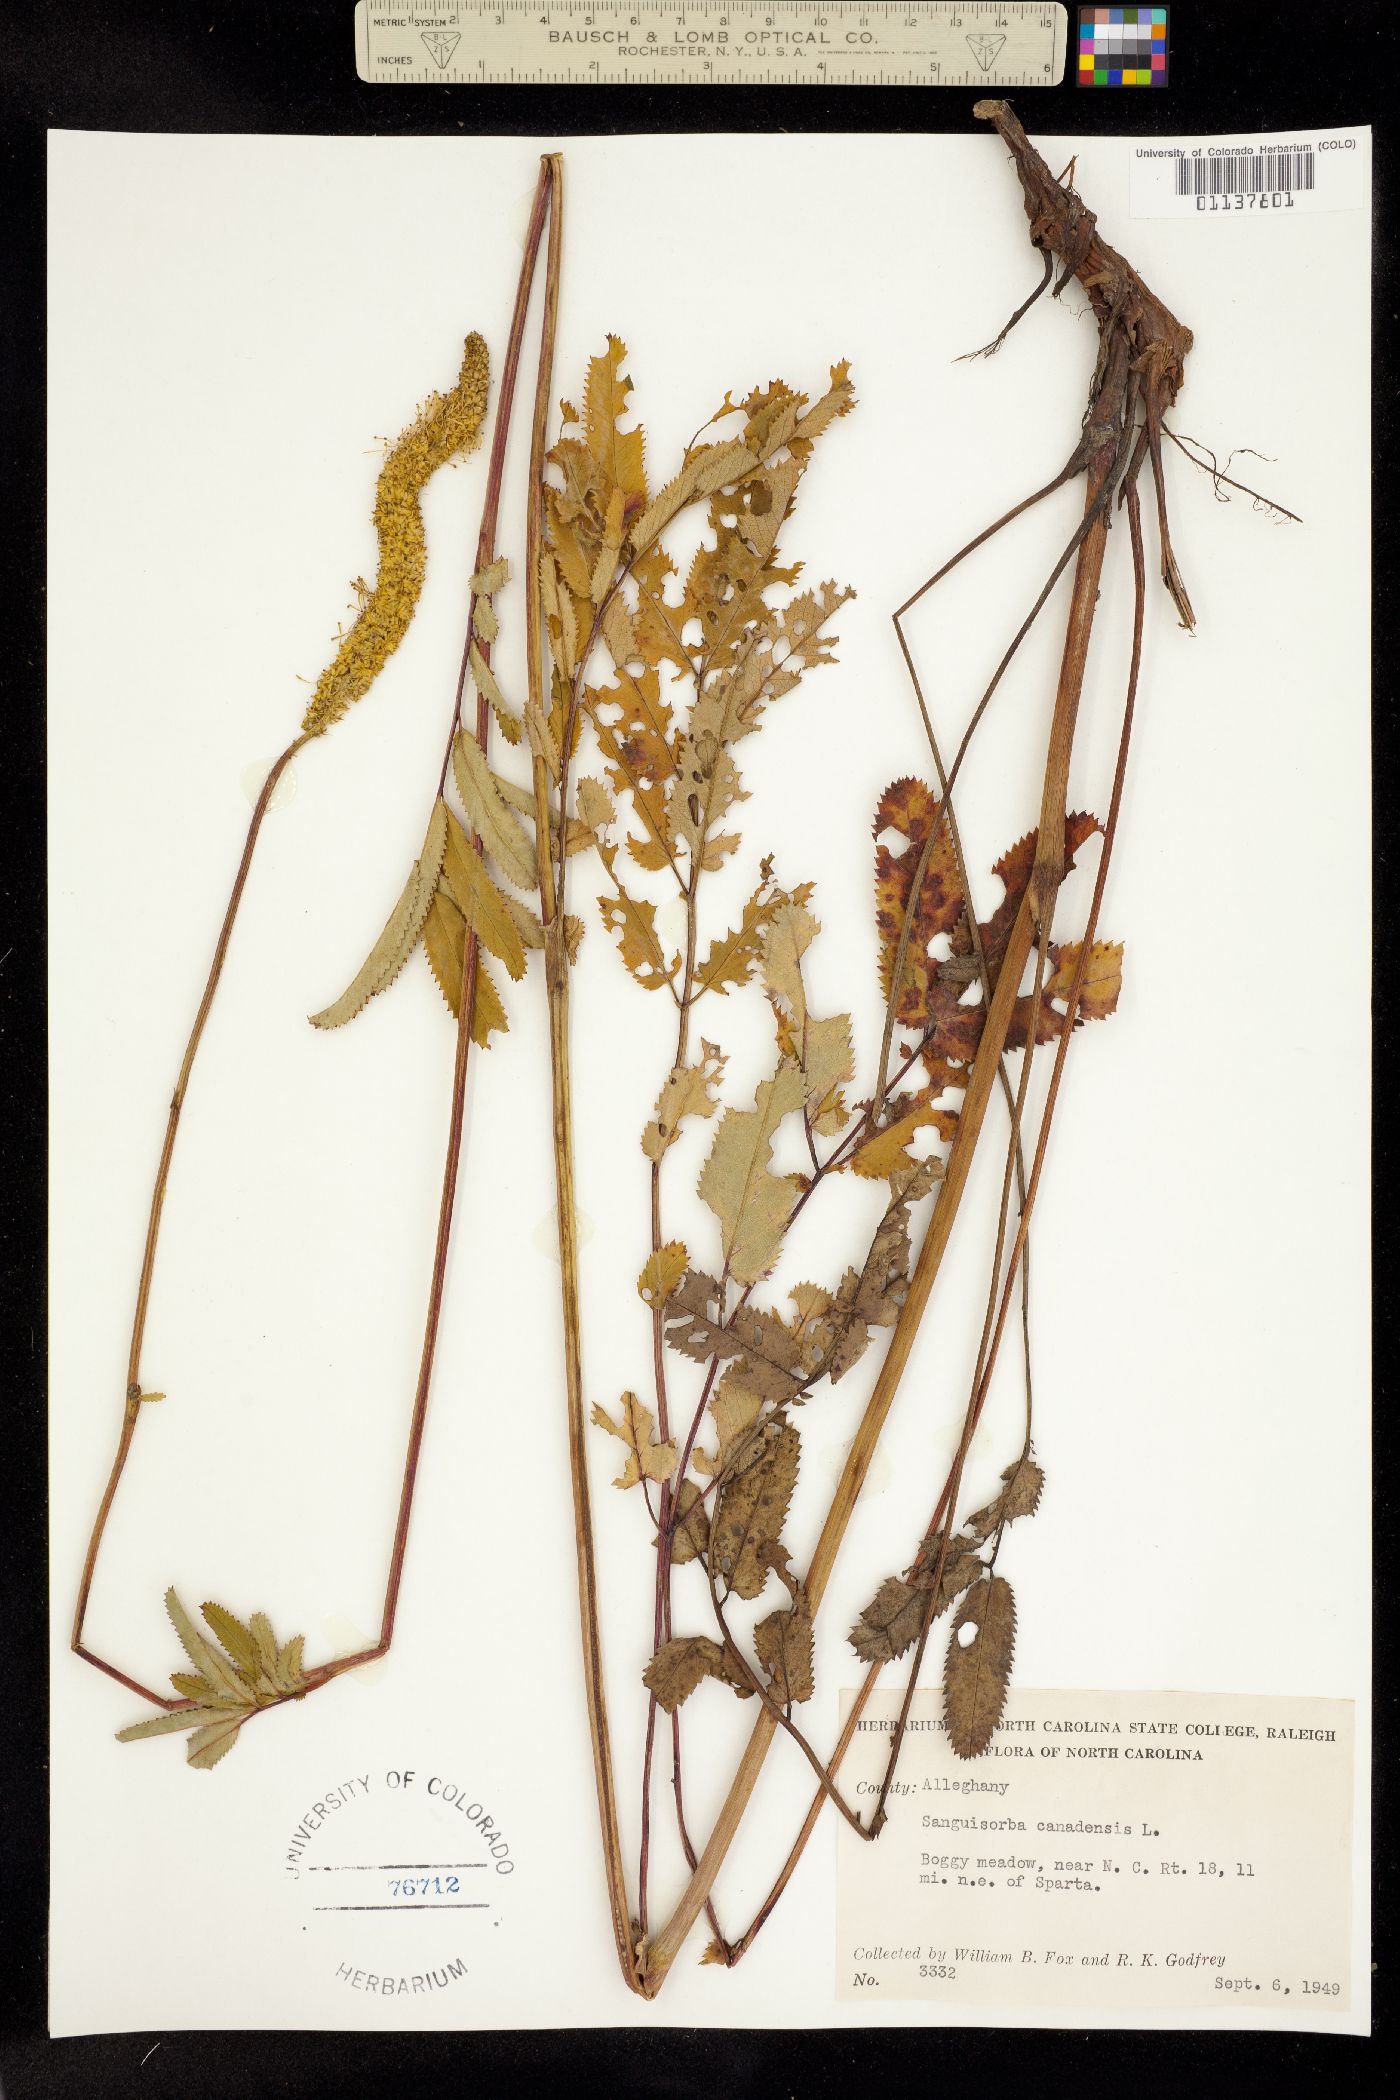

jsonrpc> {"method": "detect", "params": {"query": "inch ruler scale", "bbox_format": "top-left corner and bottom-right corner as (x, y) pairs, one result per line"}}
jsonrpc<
(354, 2), (1067, 89)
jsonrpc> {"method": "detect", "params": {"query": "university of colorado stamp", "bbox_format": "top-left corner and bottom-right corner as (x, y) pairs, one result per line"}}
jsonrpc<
(282, 1764), (517, 2000)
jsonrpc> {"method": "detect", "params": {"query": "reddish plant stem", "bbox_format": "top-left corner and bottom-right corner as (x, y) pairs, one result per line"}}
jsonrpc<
(75, 164), (552, 1710)
(72, 732), (310, 1704)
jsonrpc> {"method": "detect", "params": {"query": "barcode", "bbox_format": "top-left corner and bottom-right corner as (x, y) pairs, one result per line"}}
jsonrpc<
(1174, 151), (1315, 197)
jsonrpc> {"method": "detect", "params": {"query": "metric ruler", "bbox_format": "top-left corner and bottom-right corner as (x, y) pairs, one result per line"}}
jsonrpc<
(354, 2), (1067, 88)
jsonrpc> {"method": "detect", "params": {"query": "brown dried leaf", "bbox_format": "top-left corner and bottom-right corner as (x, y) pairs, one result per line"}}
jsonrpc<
(642, 1635), (752, 1715)
(667, 1480), (711, 1567)
(944, 1575), (1016, 1759)
(601, 593), (639, 669)
(1044, 938), (1124, 1023)
(668, 730), (747, 870)
(982, 814), (1101, 975)
(590, 1391), (676, 1490)
(847, 1088), (957, 1182)
(849, 1576), (927, 1665)
(641, 1041), (727, 1161)
(804, 1160), (941, 1382)
(638, 1241), (688, 1308)
(873, 778), (965, 1029)
(966, 1458), (1045, 1541)
(665, 1271), (802, 1399)
(753, 1603), (814, 1706)
(698, 1059), (804, 1286)
(710, 1421), (800, 1601)
(847, 1545), (984, 1666)
(760, 901), (854, 1126)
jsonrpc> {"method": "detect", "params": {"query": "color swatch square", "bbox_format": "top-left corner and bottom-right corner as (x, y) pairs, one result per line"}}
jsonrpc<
(1077, 3), (1168, 84)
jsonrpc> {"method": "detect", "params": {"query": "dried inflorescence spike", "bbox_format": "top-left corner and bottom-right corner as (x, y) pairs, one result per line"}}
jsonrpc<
(302, 331), (491, 736)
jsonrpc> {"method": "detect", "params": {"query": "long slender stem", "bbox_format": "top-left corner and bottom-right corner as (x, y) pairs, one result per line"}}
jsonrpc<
(72, 732), (309, 1701)
(77, 167), (552, 1709)
(527, 156), (640, 1995)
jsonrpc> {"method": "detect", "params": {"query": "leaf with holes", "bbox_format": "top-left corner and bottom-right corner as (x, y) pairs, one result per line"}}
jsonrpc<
(944, 1574), (1016, 1758)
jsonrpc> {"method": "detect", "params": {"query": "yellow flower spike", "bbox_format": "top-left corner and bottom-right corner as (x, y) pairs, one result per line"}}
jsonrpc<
(302, 331), (490, 738)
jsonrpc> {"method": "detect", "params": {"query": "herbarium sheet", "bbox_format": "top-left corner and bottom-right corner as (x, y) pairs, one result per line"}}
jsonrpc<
(48, 125), (1370, 2034)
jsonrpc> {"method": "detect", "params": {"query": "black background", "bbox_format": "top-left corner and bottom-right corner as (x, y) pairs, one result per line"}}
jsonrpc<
(1, 2), (1389, 2093)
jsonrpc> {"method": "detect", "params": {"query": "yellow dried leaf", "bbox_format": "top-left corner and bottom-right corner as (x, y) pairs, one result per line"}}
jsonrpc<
(641, 1042), (727, 1160)
(697, 1060), (804, 1286)
(597, 842), (679, 992)
(638, 1241), (688, 1307)
(591, 1391), (676, 1490)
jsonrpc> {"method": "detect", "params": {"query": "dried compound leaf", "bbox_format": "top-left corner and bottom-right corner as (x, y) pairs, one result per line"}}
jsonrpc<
(309, 799), (449, 1029)
(118, 1591), (309, 1769)
(944, 1575), (1016, 1759)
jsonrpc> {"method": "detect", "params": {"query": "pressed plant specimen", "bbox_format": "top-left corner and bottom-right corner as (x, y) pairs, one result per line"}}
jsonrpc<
(73, 105), (1282, 2003)
(75, 163), (561, 1767)
(484, 110), (1249, 1998)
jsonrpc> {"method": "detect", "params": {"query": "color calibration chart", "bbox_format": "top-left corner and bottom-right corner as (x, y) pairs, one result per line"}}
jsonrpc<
(1078, 5), (1168, 86)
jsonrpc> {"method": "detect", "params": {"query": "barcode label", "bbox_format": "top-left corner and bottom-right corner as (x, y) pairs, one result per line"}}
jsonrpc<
(1173, 150), (1315, 197)
(1131, 128), (1367, 219)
